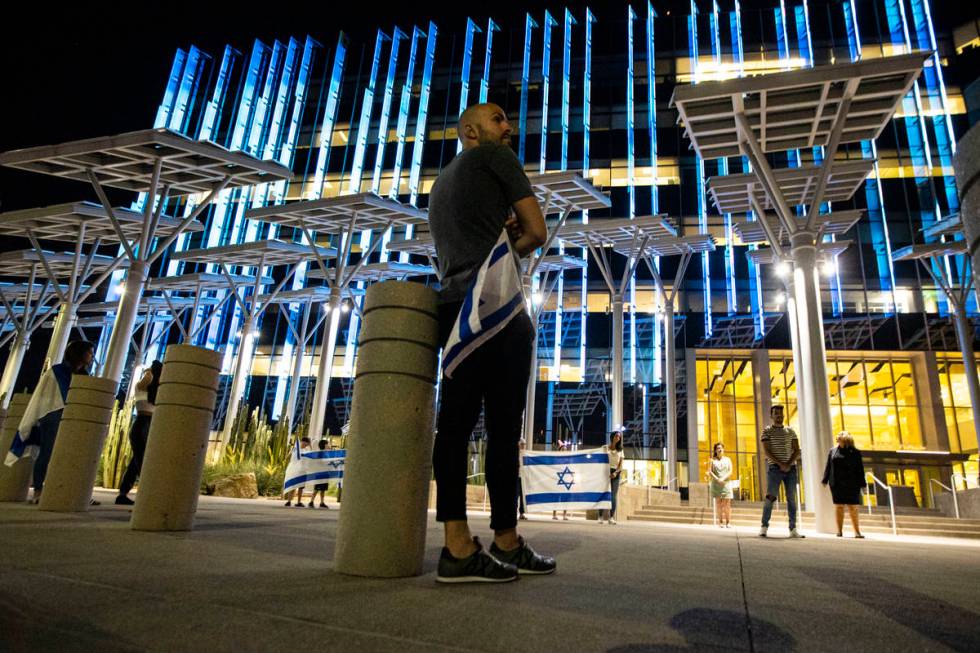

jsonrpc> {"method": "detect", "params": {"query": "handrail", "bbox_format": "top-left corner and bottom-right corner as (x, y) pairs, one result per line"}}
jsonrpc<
(466, 473), (488, 511)
(928, 477), (960, 519)
(866, 473), (897, 536)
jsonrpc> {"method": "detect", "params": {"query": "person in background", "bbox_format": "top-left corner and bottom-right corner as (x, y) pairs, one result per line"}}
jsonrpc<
(115, 360), (163, 506)
(5, 341), (95, 504)
(284, 436), (312, 507)
(309, 439), (331, 509)
(600, 431), (624, 525)
(822, 431), (866, 539)
(707, 442), (734, 528)
(552, 439), (570, 521)
(759, 404), (804, 539)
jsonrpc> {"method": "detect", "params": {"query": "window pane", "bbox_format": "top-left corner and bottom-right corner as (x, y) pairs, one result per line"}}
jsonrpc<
(897, 406), (923, 450)
(870, 405), (901, 450)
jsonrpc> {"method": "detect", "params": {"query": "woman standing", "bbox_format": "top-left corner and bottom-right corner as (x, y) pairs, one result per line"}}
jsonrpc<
(822, 431), (866, 538)
(707, 442), (734, 528)
(600, 431), (624, 525)
(115, 360), (163, 505)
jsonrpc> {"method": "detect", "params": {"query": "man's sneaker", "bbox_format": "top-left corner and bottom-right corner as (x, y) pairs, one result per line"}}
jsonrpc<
(115, 495), (135, 506)
(789, 529), (806, 539)
(759, 526), (768, 537)
(608, 518), (617, 525)
(436, 538), (518, 584)
(489, 536), (557, 576)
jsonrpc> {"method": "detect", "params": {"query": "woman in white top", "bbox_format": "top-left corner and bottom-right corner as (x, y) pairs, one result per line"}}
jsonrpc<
(600, 431), (624, 525)
(116, 360), (163, 505)
(707, 442), (734, 528)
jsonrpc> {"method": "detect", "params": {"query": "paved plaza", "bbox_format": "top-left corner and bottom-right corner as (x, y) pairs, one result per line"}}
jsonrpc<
(1, 491), (978, 652)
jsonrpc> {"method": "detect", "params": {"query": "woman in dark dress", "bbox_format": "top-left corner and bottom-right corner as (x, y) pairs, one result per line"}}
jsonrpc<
(821, 431), (866, 538)
(115, 360), (163, 505)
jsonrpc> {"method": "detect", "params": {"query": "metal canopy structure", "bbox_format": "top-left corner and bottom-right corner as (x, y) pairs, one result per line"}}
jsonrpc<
(0, 129), (290, 385)
(526, 171), (612, 215)
(670, 52), (929, 160)
(244, 192), (427, 440)
(747, 241), (852, 266)
(707, 160), (874, 214)
(639, 232), (716, 476)
(892, 240), (980, 451)
(305, 261), (433, 284)
(0, 201), (199, 243)
(733, 210), (863, 245)
(923, 213), (963, 239)
(0, 249), (121, 278)
(173, 239), (335, 441)
(672, 52), (928, 534)
(554, 215), (676, 432)
(0, 128), (289, 194)
(0, 281), (66, 405)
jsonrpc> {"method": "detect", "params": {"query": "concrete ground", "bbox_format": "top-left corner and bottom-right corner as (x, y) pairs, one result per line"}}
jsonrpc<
(1, 490), (979, 653)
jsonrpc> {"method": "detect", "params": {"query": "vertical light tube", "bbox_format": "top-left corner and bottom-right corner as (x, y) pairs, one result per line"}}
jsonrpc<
(627, 6), (638, 385)
(310, 34), (350, 200)
(456, 18), (482, 153)
(690, 1), (712, 337)
(408, 21), (438, 207)
(580, 9), (594, 378)
(518, 14), (539, 165)
(348, 30), (389, 194)
(539, 10), (557, 174)
(372, 28), (405, 195)
(389, 27), (423, 201)
(479, 19), (500, 103)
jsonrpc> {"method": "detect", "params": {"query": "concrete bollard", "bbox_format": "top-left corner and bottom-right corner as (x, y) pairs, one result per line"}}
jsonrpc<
(131, 344), (222, 532)
(0, 393), (34, 502)
(335, 281), (439, 578)
(39, 377), (117, 512)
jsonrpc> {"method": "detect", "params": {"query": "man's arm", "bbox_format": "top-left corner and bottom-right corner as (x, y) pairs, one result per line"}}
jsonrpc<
(786, 433), (801, 468)
(509, 196), (546, 257)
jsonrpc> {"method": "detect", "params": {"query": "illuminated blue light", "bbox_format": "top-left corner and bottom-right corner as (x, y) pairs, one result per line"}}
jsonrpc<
(389, 26), (423, 201)
(518, 13), (539, 165)
(456, 18), (482, 154)
(479, 19), (500, 103)
(539, 10), (557, 174)
(310, 34), (350, 200)
(348, 30), (390, 194)
(372, 27), (405, 195)
(408, 21), (438, 207)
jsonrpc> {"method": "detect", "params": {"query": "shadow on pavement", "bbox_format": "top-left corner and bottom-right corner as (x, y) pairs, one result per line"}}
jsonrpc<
(800, 566), (980, 652)
(607, 607), (796, 652)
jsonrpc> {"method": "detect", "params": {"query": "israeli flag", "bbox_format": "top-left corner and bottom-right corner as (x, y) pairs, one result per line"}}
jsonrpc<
(282, 442), (346, 493)
(520, 448), (612, 512)
(442, 229), (526, 378)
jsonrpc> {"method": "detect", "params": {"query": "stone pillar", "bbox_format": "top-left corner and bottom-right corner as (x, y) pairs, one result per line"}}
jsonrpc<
(38, 376), (117, 512)
(131, 344), (222, 531)
(334, 281), (438, 578)
(102, 259), (149, 383)
(953, 122), (980, 296)
(309, 288), (343, 440)
(0, 332), (30, 409)
(664, 305), (678, 486)
(610, 293), (625, 433)
(791, 235), (836, 534)
(685, 348), (699, 485)
(0, 393), (33, 502)
(221, 314), (256, 444)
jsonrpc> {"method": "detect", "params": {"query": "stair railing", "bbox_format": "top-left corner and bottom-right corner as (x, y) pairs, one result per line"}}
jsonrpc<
(927, 477), (960, 519)
(866, 473), (897, 536)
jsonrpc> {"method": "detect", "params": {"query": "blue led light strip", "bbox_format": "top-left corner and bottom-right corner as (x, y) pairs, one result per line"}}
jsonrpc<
(580, 8), (595, 376)
(390, 26), (424, 201)
(372, 28), (405, 195)
(408, 21), (438, 207)
(647, 1), (662, 385)
(310, 34), (350, 200)
(456, 19), (482, 153)
(689, 1), (711, 337)
(479, 19), (500, 103)
(627, 5), (638, 384)
(539, 10), (557, 174)
(518, 14), (538, 165)
(348, 30), (390, 194)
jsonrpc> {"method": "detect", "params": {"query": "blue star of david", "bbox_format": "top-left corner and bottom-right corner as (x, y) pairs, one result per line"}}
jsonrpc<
(556, 466), (575, 491)
(327, 460), (344, 469)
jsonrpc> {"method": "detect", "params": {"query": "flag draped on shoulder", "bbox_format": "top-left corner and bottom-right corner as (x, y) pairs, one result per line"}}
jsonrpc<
(5, 364), (72, 466)
(282, 441), (346, 493)
(520, 448), (612, 512)
(442, 229), (527, 379)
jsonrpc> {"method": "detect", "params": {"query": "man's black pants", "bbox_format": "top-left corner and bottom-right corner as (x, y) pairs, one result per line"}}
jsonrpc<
(434, 301), (533, 531)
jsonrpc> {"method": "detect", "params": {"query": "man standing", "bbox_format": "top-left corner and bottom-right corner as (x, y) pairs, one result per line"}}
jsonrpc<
(428, 102), (556, 583)
(759, 404), (805, 538)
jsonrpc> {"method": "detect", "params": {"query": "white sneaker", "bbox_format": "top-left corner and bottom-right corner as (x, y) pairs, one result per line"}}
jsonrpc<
(597, 519), (605, 525)
(789, 529), (806, 539)
(609, 518), (617, 525)
(759, 526), (768, 537)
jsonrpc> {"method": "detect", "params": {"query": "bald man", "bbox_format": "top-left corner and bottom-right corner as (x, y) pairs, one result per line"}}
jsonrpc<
(428, 103), (555, 583)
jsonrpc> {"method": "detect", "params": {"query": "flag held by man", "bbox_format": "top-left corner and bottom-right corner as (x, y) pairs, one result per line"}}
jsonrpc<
(283, 442), (346, 493)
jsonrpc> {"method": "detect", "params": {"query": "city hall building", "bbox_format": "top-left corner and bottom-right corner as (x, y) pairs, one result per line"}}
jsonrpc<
(98, 0), (980, 504)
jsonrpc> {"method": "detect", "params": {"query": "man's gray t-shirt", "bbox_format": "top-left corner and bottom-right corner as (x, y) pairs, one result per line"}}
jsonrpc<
(427, 143), (534, 303)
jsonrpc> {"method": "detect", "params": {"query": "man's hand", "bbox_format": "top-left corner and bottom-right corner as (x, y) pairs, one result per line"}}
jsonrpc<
(504, 214), (523, 242)
(779, 463), (790, 473)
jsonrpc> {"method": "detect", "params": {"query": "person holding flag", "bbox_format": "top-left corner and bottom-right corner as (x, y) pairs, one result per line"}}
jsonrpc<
(428, 102), (555, 583)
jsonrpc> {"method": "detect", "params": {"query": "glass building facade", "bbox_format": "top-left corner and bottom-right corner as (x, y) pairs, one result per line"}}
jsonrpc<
(95, 0), (979, 502)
